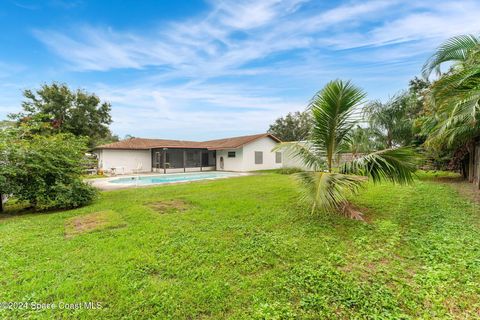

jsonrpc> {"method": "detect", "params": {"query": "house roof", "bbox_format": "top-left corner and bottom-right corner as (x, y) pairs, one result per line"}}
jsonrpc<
(94, 133), (281, 150)
(202, 133), (280, 150)
(94, 138), (205, 150)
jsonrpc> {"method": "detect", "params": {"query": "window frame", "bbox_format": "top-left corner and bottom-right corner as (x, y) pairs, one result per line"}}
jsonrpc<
(275, 151), (282, 164)
(227, 151), (236, 158)
(254, 151), (263, 164)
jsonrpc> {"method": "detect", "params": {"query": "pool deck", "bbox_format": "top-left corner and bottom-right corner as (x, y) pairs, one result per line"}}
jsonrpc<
(86, 171), (251, 191)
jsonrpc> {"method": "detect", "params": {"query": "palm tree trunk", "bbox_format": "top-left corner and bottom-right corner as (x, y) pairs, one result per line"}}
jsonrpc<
(327, 144), (334, 173)
(468, 145), (475, 183)
(387, 131), (393, 148)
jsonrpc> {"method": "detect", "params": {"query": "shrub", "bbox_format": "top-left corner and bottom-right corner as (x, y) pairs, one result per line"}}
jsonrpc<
(0, 124), (97, 211)
(34, 180), (98, 210)
(276, 167), (304, 175)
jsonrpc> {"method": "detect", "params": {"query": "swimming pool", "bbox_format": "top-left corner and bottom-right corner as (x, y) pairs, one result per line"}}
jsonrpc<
(108, 171), (239, 186)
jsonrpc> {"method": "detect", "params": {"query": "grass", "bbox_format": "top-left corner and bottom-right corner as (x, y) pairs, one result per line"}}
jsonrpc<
(1, 172), (479, 319)
(64, 210), (126, 238)
(256, 167), (305, 175)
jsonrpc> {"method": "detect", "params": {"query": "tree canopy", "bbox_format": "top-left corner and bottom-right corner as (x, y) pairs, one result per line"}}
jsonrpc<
(268, 111), (312, 141)
(414, 34), (480, 175)
(9, 83), (116, 148)
(363, 93), (415, 148)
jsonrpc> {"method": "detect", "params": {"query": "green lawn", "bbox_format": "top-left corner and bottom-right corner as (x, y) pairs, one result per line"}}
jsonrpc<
(1, 172), (479, 319)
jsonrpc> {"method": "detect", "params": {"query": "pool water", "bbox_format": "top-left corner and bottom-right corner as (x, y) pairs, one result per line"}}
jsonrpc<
(109, 172), (238, 185)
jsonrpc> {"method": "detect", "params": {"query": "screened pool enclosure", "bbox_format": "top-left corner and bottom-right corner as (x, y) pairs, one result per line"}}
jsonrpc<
(151, 148), (216, 173)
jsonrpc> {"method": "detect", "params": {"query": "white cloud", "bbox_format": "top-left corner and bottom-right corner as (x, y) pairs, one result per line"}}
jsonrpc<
(33, 0), (397, 75)
(26, 0), (480, 138)
(94, 82), (303, 139)
(323, 0), (480, 50)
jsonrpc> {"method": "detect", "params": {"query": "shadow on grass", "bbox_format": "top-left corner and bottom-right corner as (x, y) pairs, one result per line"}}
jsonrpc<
(0, 201), (76, 221)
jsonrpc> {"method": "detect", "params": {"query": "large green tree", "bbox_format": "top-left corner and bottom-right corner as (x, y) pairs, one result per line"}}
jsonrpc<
(363, 93), (416, 148)
(420, 34), (480, 177)
(10, 83), (115, 147)
(347, 126), (384, 157)
(422, 35), (480, 149)
(268, 111), (312, 141)
(276, 80), (417, 220)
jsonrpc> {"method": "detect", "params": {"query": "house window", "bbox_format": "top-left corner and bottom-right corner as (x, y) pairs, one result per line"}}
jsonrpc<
(255, 151), (263, 164)
(275, 152), (282, 163)
(228, 151), (236, 158)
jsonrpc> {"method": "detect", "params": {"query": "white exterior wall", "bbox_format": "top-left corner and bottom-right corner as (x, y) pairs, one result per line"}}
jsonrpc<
(95, 136), (282, 174)
(281, 141), (314, 171)
(282, 152), (310, 170)
(282, 150), (315, 170)
(216, 148), (244, 171)
(242, 137), (283, 171)
(216, 137), (282, 172)
(94, 149), (152, 174)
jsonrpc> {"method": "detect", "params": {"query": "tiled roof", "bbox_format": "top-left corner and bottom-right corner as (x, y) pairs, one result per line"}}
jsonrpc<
(94, 133), (280, 150)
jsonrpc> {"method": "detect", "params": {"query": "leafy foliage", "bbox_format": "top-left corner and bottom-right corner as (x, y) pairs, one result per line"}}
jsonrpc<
(341, 147), (418, 185)
(426, 61), (480, 148)
(419, 34), (480, 172)
(276, 80), (417, 218)
(0, 123), (97, 210)
(422, 34), (480, 78)
(274, 141), (326, 171)
(364, 93), (417, 148)
(295, 171), (366, 215)
(268, 111), (312, 141)
(9, 83), (115, 148)
(347, 125), (384, 155)
(272, 167), (304, 175)
(309, 80), (366, 171)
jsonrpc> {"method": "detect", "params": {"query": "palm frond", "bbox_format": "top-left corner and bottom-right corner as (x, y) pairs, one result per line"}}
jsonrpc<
(341, 147), (418, 185)
(308, 80), (366, 170)
(294, 171), (366, 214)
(363, 93), (413, 148)
(426, 59), (480, 148)
(422, 34), (480, 78)
(273, 141), (326, 171)
(431, 64), (480, 102)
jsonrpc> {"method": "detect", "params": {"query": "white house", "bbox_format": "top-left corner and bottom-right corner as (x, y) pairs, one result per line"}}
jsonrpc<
(92, 133), (284, 174)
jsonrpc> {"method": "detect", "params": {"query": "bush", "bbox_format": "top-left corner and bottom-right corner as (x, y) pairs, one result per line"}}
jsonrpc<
(34, 180), (98, 210)
(0, 124), (97, 211)
(276, 167), (304, 175)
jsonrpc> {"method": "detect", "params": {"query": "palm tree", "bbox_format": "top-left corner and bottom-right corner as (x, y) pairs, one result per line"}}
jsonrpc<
(363, 93), (415, 148)
(421, 35), (480, 153)
(420, 35), (480, 182)
(422, 34), (480, 79)
(275, 80), (417, 220)
(348, 126), (384, 157)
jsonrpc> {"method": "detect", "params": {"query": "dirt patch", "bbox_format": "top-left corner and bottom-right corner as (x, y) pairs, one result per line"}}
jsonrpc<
(146, 199), (192, 214)
(64, 210), (125, 238)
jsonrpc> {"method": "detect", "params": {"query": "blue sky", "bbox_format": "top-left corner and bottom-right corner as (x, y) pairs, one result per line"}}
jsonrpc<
(1, 0), (479, 140)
